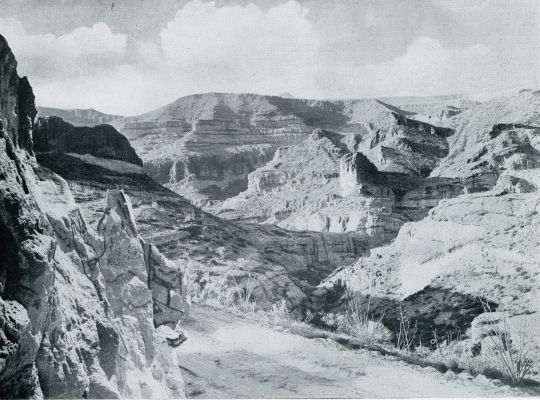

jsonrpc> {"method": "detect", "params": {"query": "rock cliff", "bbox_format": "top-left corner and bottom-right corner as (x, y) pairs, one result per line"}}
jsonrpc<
(34, 116), (143, 166)
(33, 118), (367, 311)
(0, 34), (187, 398)
(218, 108), (465, 240)
(324, 90), (540, 343)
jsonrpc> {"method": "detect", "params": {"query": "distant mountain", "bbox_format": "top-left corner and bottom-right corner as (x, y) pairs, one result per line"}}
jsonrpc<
(107, 92), (473, 206)
(36, 106), (122, 127)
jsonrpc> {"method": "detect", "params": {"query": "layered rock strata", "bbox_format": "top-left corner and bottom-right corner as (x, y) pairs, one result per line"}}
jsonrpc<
(33, 116), (367, 310)
(324, 90), (540, 345)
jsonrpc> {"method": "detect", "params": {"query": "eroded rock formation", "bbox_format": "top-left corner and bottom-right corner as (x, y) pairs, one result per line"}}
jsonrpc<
(0, 34), (187, 398)
(324, 90), (540, 343)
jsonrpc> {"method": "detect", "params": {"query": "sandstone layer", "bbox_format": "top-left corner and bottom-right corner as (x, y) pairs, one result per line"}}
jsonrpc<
(323, 90), (540, 344)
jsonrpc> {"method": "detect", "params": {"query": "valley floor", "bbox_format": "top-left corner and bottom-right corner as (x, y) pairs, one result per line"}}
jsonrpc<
(176, 305), (526, 398)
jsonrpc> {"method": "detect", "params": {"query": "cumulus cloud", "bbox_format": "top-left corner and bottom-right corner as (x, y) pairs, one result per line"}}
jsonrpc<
(0, 19), (127, 79)
(1, 1), (538, 115)
(159, 1), (318, 96)
(318, 37), (496, 98)
(324, 35), (538, 99)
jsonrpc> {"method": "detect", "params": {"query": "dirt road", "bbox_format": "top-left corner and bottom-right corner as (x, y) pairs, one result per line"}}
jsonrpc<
(176, 305), (523, 398)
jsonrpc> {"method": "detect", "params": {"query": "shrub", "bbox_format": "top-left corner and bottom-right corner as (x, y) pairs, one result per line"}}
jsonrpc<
(479, 299), (536, 385)
(342, 291), (391, 345)
(396, 305), (416, 353)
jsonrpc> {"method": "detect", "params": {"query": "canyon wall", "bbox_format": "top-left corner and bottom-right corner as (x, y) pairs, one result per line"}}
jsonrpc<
(0, 34), (187, 398)
(324, 90), (540, 343)
(33, 115), (367, 311)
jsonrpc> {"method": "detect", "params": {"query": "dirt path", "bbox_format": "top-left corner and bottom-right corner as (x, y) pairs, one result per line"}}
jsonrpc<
(176, 305), (524, 398)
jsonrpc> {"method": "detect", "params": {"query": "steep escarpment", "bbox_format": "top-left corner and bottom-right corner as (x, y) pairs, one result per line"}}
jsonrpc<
(34, 116), (142, 166)
(433, 90), (540, 179)
(33, 116), (367, 311)
(0, 34), (187, 398)
(38, 94), (476, 208)
(91, 93), (469, 206)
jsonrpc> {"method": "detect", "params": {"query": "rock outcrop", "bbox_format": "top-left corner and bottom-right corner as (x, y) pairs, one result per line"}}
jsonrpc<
(34, 116), (143, 166)
(219, 114), (466, 242)
(433, 90), (540, 179)
(0, 34), (187, 398)
(324, 189), (540, 343)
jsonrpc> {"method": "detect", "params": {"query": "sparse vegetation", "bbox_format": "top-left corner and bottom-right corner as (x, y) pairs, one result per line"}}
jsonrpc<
(396, 304), (416, 353)
(342, 291), (392, 345)
(186, 270), (538, 388)
(479, 299), (536, 385)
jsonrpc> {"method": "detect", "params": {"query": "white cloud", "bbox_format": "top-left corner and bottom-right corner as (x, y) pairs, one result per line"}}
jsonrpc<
(159, 1), (318, 96)
(0, 19), (127, 78)
(1, 1), (538, 115)
(312, 36), (538, 99)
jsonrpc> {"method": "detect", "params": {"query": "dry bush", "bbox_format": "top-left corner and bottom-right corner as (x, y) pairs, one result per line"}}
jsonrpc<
(479, 299), (536, 385)
(396, 305), (416, 353)
(342, 291), (392, 345)
(227, 273), (257, 313)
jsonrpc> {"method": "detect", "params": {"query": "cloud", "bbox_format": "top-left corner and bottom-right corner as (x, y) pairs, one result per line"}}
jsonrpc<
(0, 19), (127, 79)
(1, 1), (538, 115)
(159, 1), (318, 96)
(312, 36), (538, 99)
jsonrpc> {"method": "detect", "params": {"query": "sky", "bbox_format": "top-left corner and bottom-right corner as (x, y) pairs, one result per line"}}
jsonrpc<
(0, 0), (539, 115)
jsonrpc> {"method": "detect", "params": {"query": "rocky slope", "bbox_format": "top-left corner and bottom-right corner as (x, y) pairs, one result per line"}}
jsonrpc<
(34, 116), (143, 166)
(0, 34), (188, 398)
(33, 114), (369, 312)
(323, 90), (540, 344)
(433, 89), (540, 179)
(218, 100), (468, 244)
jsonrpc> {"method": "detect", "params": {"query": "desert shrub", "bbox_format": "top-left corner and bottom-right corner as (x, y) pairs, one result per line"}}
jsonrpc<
(479, 299), (536, 385)
(269, 299), (290, 323)
(183, 263), (210, 303)
(226, 273), (257, 313)
(342, 291), (392, 345)
(318, 312), (348, 332)
(396, 305), (416, 353)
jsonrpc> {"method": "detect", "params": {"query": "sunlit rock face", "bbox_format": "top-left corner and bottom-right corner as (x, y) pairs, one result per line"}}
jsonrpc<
(218, 115), (462, 241)
(38, 92), (476, 213)
(0, 34), (186, 399)
(93, 94), (465, 207)
(324, 90), (540, 345)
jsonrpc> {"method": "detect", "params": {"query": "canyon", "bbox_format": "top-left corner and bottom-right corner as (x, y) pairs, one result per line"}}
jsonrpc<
(39, 87), (540, 347)
(1, 15), (539, 395)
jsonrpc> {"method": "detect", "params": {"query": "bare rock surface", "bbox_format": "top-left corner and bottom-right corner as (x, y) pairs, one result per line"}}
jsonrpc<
(319, 90), (540, 343)
(0, 34), (187, 398)
(34, 116), (143, 166)
(38, 93), (473, 208)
